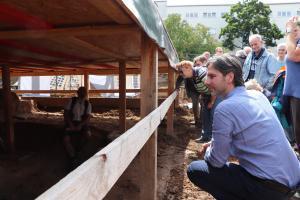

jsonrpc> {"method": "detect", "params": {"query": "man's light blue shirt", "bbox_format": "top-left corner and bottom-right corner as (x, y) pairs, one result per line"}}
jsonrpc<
(205, 86), (300, 188)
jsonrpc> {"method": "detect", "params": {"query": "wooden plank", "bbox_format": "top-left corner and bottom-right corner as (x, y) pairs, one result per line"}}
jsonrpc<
(62, 37), (127, 60)
(0, 25), (138, 39)
(119, 61), (126, 132)
(137, 33), (158, 200)
(88, 0), (132, 24)
(167, 67), (175, 134)
(8, 67), (167, 77)
(14, 88), (168, 94)
(20, 97), (168, 112)
(84, 72), (89, 94)
(1, 66), (15, 153)
(36, 91), (177, 200)
(8, 68), (142, 76)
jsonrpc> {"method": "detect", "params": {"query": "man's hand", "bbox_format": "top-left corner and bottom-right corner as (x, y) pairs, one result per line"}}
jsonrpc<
(197, 142), (211, 158)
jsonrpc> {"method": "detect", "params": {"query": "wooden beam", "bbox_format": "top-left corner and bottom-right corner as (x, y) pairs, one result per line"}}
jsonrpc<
(4, 67), (167, 77)
(8, 68), (141, 76)
(88, 0), (132, 24)
(0, 25), (138, 40)
(63, 37), (127, 60)
(14, 88), (167, 94)
(36, 91), (177, 200)
(84, 72), (89, 90)
(119, 61), (126, 132)
(167, 67), (175, 135)
(138, 33), (158, 200)
(1, 66), (15, 153)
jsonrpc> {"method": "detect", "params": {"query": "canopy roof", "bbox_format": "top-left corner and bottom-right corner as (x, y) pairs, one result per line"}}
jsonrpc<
(0, 0), (178, 76)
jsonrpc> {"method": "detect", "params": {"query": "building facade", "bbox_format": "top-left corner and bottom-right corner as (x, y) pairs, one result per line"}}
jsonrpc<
(155, 0), (300, 46)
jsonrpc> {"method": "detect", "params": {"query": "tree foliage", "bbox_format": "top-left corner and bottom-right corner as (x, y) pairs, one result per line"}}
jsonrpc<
(219, 0), (284, 50)
(164, 14), (221, 60)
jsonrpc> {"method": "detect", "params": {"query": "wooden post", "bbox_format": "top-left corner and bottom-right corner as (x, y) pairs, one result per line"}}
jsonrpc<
(119, 61), (126, 132)
(136, 33), (158, 200)
(2, 66), (15, 153)
(139, 33), (158, 200)
(104, 34), (158, 199)
(174, 74), (180, 108)
(167, 67), (175, 134)
(84, 72), (89, 97)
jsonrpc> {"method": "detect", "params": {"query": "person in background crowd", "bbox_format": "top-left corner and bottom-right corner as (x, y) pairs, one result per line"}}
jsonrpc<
(215, 47), (224, 56)
(63, 86), (92, 168)
(194, 55), (208, 67)
(202, 51), (211, 60)
(276, 43), (287, 68)
(284, 16), (300, 154)
(243, 34), (277, 90)
(187, 54), (300, 200)
(176, 60), (218, 142)
(271, 66), (295, 144)
(243, 46), (252, 55)
(235, 49), (248, 66)
(176, 70), (201, 128)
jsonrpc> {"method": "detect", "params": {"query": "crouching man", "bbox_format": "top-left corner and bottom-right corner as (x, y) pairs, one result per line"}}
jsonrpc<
(187, 54), (300, 200)
(63, 86), (92, 167)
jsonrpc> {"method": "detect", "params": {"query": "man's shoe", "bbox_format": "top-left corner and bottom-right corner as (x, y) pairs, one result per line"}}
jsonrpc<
(195, 136), (210, 143)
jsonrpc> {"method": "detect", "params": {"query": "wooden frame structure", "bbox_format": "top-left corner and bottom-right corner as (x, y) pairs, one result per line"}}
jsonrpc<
(36, 91), (178, 200)
(0, 0), (179, 199)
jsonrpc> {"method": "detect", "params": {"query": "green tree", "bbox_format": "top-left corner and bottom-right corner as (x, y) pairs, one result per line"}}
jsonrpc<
(219, 0), (284, 50)
(164, 14), (221, 60)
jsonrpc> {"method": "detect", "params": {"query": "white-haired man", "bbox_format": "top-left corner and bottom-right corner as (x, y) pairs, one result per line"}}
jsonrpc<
(243, 34), (277, 90)
(276, 43), (287, 68)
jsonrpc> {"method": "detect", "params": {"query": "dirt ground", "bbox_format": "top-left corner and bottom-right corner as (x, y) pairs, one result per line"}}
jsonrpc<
(0, 106), (214, 200)
(1, 105), (299, 200)
(157, 107), (215, 200)
(2, 104), (300, 200)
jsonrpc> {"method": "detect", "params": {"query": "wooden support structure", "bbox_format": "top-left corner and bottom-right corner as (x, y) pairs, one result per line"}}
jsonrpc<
(14, 88), (168, 94)
(0, 25), (138, 40)
(84, 71), (89, 98)
(167, 67), (175, 134)
(119, 61), (126, 132)
(1, 66), (15, 153)
(137, 33), (158, 200)
(36, 91), (177, 200)
(5, 67), (170, 77)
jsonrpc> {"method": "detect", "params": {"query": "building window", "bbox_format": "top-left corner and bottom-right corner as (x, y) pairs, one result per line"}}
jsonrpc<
(278, 11), (281, 16)
(297, 10), (300, 16)
(287, 11), (291, 17)
(194, 13), (198, 17)
(133, 75), (139, 89)
(282, 11), (286, 17)
(203, 12), (207, 17)
(221, 12), (226, 17)
(186, 13), (189, 17)
(212, 12), (216, 17)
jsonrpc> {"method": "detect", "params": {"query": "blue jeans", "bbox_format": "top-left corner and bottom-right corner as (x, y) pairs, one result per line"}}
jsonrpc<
(187, 160), (291, 200)
(190, 92), (200, 127)
(201, 96), (222, 139)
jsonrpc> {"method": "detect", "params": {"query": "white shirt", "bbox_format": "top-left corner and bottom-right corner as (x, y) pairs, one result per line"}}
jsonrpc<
(65, 97), (92, 121)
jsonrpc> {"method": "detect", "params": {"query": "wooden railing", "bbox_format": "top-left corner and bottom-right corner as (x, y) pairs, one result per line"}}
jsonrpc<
(14, 88), (168, 94)
(36, 90), (177, 200)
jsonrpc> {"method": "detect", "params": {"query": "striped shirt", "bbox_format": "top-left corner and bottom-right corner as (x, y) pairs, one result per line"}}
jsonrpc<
(193, 66), (210, 95)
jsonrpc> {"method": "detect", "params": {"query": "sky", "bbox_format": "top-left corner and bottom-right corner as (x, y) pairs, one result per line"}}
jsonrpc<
(167, 0), (300, 5)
